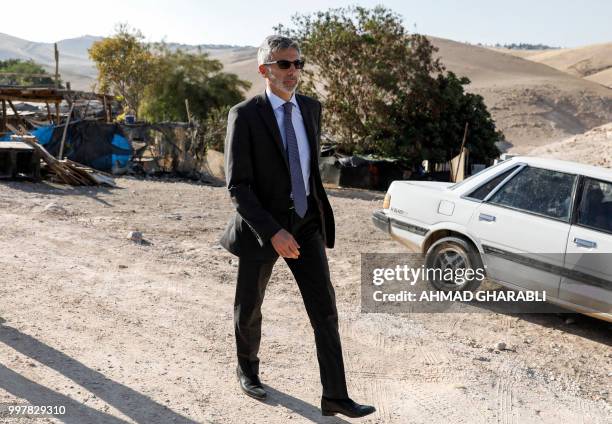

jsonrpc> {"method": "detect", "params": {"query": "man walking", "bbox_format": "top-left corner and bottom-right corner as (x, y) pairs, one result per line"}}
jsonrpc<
(220, 35), (375, 419)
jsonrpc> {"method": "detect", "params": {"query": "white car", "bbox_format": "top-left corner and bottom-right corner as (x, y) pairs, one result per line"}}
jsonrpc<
(372, 156), (612, 321)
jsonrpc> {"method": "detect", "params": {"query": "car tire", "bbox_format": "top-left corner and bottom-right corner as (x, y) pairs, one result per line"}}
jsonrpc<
(424, 236), (485, 292)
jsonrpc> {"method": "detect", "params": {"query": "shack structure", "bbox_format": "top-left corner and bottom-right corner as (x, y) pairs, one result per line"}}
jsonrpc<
(0, 86), (115, 137)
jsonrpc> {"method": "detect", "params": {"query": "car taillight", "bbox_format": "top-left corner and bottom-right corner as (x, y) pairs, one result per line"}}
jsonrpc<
(383, 193), (391, 209)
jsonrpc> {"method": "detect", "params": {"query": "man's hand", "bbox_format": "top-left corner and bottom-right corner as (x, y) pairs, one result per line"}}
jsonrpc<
(271, 229), (300, 259)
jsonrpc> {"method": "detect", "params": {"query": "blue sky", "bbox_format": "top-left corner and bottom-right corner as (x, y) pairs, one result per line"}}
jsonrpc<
(2, 0), (611, 47)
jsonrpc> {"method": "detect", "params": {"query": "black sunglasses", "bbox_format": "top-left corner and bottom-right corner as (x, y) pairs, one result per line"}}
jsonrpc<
(263, 59), (305, 70)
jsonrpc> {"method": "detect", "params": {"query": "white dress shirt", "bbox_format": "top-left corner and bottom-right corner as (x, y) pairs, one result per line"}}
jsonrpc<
(266, 87), (311, 196)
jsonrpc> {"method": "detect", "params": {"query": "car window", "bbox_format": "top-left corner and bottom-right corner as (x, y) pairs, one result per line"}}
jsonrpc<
(488, 166), (576, 221)
(577, 178), (612, 233)
(466, 166), (520, 200)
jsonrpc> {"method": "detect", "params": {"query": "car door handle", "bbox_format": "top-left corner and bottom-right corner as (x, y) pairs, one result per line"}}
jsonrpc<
(479, 213), (496, 222)
(573, 238), (597, 249)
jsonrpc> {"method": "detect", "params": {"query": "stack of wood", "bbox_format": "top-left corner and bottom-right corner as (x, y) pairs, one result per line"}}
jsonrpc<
(11, 135), (115, 187)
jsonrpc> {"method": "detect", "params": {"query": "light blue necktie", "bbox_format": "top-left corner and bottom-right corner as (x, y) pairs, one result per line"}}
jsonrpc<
(282, 102), (307, 218)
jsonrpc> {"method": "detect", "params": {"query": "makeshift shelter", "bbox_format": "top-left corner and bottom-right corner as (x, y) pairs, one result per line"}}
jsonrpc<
(0, 86), (128, 173)
(0, 87), (114, 131)
(319, 154), (405, 191)
(34, 121), (131, 172)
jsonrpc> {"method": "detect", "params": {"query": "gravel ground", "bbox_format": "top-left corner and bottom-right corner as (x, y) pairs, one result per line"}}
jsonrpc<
(0, 177), (610, 423)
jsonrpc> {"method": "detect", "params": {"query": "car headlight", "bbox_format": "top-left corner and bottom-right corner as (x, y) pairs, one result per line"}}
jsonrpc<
(383, 193), (391, 209)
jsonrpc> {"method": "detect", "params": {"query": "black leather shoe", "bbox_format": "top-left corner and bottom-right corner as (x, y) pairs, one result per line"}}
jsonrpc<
(236, 366), (266, 400)
(321, 397), (376, 418)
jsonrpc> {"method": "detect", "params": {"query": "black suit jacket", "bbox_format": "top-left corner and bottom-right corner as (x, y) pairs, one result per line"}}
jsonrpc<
(220, 92), (335, 260)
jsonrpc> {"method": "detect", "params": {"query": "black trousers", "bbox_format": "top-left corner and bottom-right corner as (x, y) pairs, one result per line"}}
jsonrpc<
(234, 196), (349, 399)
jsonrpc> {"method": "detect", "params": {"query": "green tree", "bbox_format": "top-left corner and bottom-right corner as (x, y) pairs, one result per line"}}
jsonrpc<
(393, 72), (502, 163)
(0, 59), (57, 86)
(139, 46), (250, 122)
(278, 6), (501, 164)
(88, 23), (154, 116)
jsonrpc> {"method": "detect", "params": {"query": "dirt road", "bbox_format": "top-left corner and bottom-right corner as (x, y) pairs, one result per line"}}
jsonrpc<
(0, 177), (610, 423)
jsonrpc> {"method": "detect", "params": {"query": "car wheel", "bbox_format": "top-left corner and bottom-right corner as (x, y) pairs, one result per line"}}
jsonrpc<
(424, 236), (484, 292)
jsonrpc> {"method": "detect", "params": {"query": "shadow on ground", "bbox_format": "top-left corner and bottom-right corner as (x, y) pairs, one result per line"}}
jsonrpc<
(0, 317), (197, 424)
(264, 386), (352, 424)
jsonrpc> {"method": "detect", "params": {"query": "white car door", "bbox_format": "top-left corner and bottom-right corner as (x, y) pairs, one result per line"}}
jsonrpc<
(561, 177), (612, 314)
(468, 166), (577, 298)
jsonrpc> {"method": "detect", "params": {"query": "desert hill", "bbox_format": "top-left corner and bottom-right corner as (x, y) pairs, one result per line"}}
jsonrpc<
(173, 37), (612, 153)
(200, 37), (612, 153)
(529, 122), (612, 168)
(530, 43), (612, 79)
(0, 33), (101, 90)
(2, 33), (612, 153)
(429, 37), (612, 153)
(496, 43), (612, 88)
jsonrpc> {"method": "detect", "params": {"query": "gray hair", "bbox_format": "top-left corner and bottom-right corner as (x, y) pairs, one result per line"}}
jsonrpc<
(257, 35), (301, 65)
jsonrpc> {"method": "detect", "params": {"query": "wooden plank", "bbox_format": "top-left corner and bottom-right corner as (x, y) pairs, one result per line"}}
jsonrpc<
(1, 100), (6, 131)
(19, 136), (102, 186)
(58, 102), (75, 159)
(86, 172), (116, 187)
(0, 87), (112, 103)
(0, 141), (34, 150)
(0, 95), (64, 102)
(103, 96), (110, 122)
(6, 100), (20, 117)
(7, 100), (29, 128)
(45, 101), (52, 122)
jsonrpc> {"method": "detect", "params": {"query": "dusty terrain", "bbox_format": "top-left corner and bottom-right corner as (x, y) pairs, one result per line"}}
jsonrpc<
(529, 122), (612, 167)
(0, 177), (610, 423)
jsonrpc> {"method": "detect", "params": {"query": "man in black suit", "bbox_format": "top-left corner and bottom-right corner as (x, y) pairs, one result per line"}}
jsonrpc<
(220, 35), (375, 419)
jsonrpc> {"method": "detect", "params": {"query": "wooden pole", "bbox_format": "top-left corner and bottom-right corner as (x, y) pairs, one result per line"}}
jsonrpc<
(185, 98), (192, 124)
(1, 100), (6, 132)
(58, 102), (75, 160)
(55, 101), (60, 125)
(7, 100), (29, 128)
(102, 96), (107, 120)
(106, 98), (112, 122)
(54, 43), (59, 88)
(45, 101), (52, 122)
(453, 122), (469, 183)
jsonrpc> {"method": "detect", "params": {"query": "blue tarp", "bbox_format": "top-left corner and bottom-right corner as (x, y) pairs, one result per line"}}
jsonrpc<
(2, 122), (132, 172)
(1, 125), (55, 144)
(31, 125), (55, 145)
(89, 133), (131, 171)
(1, 125), (55, 143)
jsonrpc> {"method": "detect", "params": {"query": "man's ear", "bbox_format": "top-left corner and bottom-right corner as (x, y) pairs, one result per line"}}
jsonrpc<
(258, 64), (268, 78)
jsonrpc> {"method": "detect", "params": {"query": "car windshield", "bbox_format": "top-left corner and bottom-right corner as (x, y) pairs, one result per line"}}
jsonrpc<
(449, 160), (510, 191)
